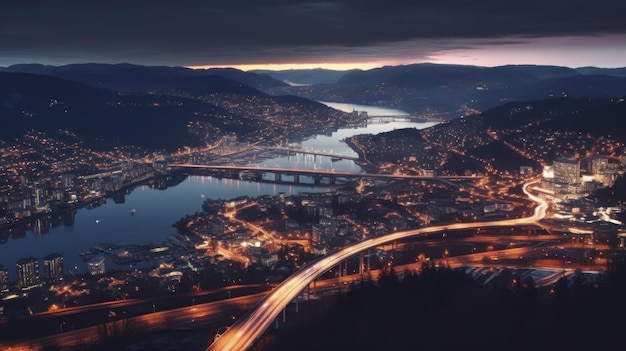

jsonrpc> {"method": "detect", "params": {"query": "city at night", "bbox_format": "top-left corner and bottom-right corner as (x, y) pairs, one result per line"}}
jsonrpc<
(2, 1), (626, 350)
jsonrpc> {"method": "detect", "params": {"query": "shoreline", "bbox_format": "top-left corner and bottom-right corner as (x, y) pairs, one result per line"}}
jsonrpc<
(0, 173), (165, 233)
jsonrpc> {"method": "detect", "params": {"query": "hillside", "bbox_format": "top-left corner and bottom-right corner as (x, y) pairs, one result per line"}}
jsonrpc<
(347, 96), (626, 174)
(255, 264), (626, 351)
(1, 63), (288, 93)
(263, 63), (626, 119)
(251, 68), (351, 85)
(0, 71), (347, 152)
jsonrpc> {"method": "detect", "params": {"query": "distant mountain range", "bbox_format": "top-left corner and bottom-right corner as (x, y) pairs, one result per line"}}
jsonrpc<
(1, 62), (625, 153)
(1, 63), (288, 93)
(258, 63), (626, 119)
(251, 68), (352, 85)
(0, 64), (346, 152)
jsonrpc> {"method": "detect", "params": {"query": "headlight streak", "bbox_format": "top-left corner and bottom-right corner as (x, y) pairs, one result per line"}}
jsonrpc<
(206, 180), (546, 351)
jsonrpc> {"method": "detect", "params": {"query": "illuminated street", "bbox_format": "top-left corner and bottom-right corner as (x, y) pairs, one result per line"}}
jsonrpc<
(206, 180), (548, 350)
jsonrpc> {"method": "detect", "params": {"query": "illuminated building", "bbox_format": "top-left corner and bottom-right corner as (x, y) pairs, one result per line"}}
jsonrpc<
(16, 257), (41, 290)
(43, 253), (64, 283)
(33, 181), (50, 212)
(589, 155), (621, 187)
(520, 165), (534, 176)
(88, 255), (106, 275)
(60, 173), (76, 189)
(153, 159), (169, 175)
(540, 157), (585, 200)
(0, 265), (8, 293)
(552, 157), (580, 185)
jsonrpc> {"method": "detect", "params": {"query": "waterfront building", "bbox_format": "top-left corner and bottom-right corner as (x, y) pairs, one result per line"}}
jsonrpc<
(16, 257), (41, 290)
(225, 195), (249, 209)
(153, 159), (169, 175)
(43, 253), (64, 283)
(88, 255), (106, 275)
(0, 264), (8, 293)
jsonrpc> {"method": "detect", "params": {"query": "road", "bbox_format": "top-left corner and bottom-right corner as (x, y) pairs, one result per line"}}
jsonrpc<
(2, 293), (268, 351)
(205, 179), (549, 351)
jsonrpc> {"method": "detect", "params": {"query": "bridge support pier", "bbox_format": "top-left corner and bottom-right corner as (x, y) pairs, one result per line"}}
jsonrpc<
(275, 173), (282, 182)
(293, 174), (299, 183)
(313, 175), (322, 185)
(359, 252), (364, 275)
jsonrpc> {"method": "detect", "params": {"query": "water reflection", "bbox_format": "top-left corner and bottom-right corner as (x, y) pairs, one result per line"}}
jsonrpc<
(0, 112), (436, 279)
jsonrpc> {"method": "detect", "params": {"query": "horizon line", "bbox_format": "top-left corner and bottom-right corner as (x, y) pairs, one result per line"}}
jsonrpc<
(1, 61), (624, 72)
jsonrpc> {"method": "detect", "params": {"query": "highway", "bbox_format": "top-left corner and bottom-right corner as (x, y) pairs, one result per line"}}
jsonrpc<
(205, 179), (548, 351)
(3, 293), (268, 351)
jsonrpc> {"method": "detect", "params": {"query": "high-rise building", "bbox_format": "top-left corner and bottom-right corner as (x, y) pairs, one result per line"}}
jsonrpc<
(552, 157), (581, 185)
(589, 155), (609, 174)
(121, 159), (134, 172)
(0, 264), (8, 293)
(60, 173), (76, 189)
(43, 253), (64, 283)
(88, 255), (106, 275)
(33, 181), (48, 209)
(153, 159), (169, 175)
(16, 257), (40, 290)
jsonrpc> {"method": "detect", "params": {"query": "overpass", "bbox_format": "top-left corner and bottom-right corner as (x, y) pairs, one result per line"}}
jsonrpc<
(205, 180), (548, 351)
(168, 163), (479, 187)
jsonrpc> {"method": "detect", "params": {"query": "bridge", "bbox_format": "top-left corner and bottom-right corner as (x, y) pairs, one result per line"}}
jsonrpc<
(168, 163), (480, 187)
(253, 145), (359, 162)
(366, 114), (444, 123)
(205, 180), (548, 350)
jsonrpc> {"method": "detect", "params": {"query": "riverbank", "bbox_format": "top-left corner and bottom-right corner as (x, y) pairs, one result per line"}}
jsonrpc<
(1, 115), (435, 278)
(0, 172), (169, 233)
(342, 137), (376, 172)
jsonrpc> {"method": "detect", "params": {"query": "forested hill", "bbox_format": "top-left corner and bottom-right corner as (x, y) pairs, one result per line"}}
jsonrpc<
(0, 68), (348, 152)
(347, 97), (626, 174)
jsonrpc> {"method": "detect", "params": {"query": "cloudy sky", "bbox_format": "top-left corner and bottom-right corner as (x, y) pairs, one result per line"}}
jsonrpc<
(2, 0), (626, 70)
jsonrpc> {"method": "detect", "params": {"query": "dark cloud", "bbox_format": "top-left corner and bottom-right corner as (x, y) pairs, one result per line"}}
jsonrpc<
(2, 1), (626, 67)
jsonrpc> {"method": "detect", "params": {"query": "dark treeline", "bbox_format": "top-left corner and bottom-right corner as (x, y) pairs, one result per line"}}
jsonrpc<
(256, 260), (626, 351)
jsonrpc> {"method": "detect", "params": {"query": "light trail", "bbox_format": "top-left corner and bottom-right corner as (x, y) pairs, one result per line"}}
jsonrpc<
(205, 180), (548, 351)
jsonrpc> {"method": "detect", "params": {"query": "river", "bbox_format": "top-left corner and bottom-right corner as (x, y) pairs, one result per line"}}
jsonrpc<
(0, 103), (438, 279)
